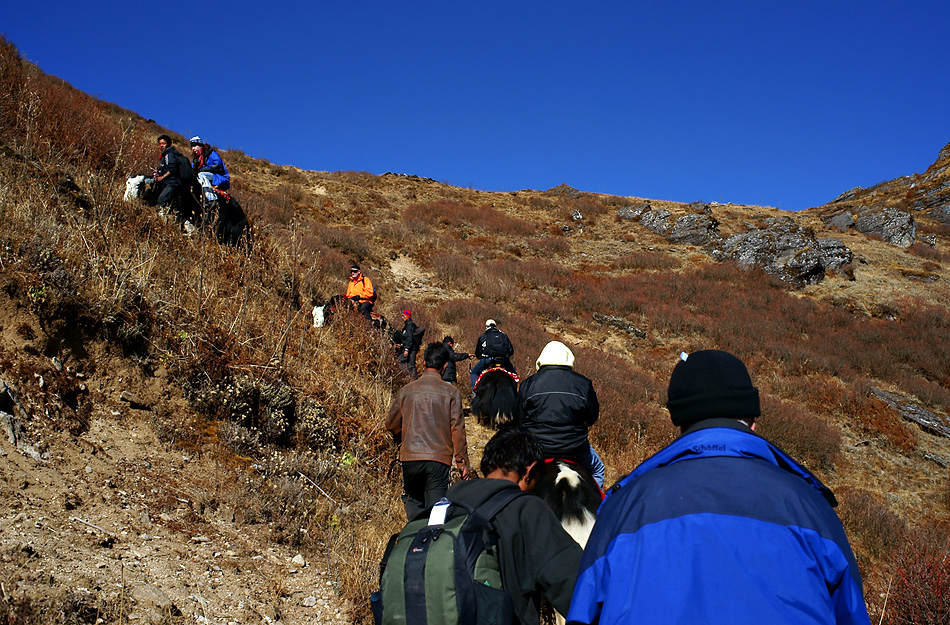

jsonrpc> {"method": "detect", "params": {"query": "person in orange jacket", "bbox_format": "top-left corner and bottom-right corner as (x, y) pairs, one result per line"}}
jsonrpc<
(345, 263), (374, 321)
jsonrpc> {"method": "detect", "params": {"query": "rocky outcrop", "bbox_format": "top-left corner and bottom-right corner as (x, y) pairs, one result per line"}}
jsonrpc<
(668, 214), (721, 246)
(617, 203), (650, 221)
(872, 387), (950, 438)
(592, 313), (646, 338)
(712, 217), (836, 287)
(853, 208), (916, 247)
(639, 208), (672, 236)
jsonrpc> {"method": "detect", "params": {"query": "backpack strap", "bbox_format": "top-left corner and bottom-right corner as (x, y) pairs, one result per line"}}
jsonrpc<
(471, 486), (527, 524)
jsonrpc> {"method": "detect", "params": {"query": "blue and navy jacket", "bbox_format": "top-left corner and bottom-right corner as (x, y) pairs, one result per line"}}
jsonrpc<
(567, 419), (870, 625)
(197, 150), (230, 189)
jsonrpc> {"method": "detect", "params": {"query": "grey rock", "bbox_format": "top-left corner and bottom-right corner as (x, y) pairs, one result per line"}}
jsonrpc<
(714, 218), (827, 287)
(131, 584), (175, 610)
(571, 210), (584, 221)
(924, 452), (949, 468)
(853, 207), (916, 247)
(826, 212), (854, 232)
(639, 209), (672, 236)
(871, 387), (950, 438)
(119, 391), (149, 410)
(668, 214), (720, 246)
(617, 203), (649, 220)
(831, 187), (863, 203)
(592, 313), (646, 338)
(816, 238), (853, 271)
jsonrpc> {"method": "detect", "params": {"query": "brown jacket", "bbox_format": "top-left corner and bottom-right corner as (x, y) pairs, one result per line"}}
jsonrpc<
(386, 369), (468, 468)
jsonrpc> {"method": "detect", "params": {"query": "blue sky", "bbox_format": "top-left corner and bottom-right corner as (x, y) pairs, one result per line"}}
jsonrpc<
(4, 1), (948, 210)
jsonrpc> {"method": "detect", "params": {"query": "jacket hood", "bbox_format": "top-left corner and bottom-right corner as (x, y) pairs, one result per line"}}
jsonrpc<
(536, 341), (575, 369)
(446, 477), (520, 510)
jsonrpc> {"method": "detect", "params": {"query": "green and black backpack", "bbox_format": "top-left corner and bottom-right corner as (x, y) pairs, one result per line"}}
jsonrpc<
(373, 489), (526, 625)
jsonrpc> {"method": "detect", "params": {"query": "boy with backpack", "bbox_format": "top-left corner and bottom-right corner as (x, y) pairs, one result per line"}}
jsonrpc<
(377, 428), (582, 625)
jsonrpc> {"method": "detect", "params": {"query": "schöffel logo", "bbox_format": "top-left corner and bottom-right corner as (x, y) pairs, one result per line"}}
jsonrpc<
(691, 443), (726, 453)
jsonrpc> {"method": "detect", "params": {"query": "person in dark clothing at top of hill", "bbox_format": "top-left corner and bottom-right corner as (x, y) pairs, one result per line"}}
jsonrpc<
(152, 135), (186, 214)
(440, 336), (471, 384)
(446, 427), (583, 625)
(470, 319), (517, 389)
(515, 340), (605, 488)
(189, 136), (230, 208)
(567, 349), (871, 625)
(397, 309), (422, 380)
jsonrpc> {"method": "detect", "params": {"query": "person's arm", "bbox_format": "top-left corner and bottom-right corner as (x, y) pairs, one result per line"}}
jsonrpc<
(385, 393), (403, 444)
(521, 500), (584, 616)
(586, 382), (600, 426)
(360, 276), (374, 302)
(451, 350), (469, 362)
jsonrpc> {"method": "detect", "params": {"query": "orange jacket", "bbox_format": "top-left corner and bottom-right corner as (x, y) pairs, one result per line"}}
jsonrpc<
(345, 273), (374, 303)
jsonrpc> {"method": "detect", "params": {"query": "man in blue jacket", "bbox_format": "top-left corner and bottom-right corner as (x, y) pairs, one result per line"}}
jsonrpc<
(567, 349), (870, 625)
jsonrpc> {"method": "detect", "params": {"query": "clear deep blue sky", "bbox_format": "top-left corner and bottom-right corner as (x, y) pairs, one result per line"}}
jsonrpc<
(4, 1), (948, 210)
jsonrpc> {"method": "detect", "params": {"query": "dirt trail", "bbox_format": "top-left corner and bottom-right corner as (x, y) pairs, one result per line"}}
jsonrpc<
(1, 381), (351, 623)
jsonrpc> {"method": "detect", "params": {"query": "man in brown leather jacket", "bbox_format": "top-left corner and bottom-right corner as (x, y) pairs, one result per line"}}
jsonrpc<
(386, 342), (472, 520)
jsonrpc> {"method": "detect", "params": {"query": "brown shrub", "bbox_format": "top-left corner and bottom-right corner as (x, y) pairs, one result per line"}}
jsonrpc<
(404, 200), (537, 237)
(756, 396), (841, 473)
(528, 236), (571, 256)
(836, 487), (906, 559)
(428, 251), (476, 286)
(615, 251), (683, 271)
(907, 241), (947, 263)
(884, 527), (950, 624)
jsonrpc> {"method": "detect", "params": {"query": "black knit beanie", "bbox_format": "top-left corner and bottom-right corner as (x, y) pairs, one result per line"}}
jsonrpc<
(666, 350), (760, 427)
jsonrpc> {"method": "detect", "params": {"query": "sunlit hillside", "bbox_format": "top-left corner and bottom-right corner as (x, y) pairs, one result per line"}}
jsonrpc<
(1, 36), (948, 624)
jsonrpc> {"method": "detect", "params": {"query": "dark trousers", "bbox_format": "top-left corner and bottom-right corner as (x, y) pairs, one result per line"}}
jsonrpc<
(156, 180), (182, 208)
(399, 348), (419, 380)
(357, 301), (373, 321)
(401, 460), (450, 520)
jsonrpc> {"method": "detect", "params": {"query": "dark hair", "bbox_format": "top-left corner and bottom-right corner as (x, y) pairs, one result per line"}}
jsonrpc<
(424, 342), (449, 370)
(480, 428), (544, 478)
(442, 336), (454, 344)
(157, 134), (172, 145)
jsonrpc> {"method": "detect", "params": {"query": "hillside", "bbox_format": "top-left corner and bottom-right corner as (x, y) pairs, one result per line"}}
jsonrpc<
(1, 35), (949, 624)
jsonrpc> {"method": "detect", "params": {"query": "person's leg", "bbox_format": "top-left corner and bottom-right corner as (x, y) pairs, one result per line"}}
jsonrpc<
(470, 358), (487, 388)
(422, 461), (451, 510)
(197, 172), (216, 203)
(501, 357), (517, 375)
(407, 349), (418, 380)
(401, 461), (428, 520)
(588, 444), (605, 489)
(357, 301), (373, 321)
(156, 181), (180, 211)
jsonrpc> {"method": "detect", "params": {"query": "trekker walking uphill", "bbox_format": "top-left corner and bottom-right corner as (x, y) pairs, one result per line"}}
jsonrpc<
(345, 263), (375, 321)
(515, 341), (605, 488)
(375, 428), (582, 625)
(440, 336), (471, 384)
(386, 342), (471, 520)
(396, 310), (423, 381)
(567, 349), (871, 625)
(470, 319), (516, 389)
